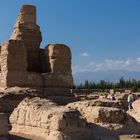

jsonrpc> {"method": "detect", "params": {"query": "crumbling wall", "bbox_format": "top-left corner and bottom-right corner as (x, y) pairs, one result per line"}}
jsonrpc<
(0, 5), (74, 89)
(44, 73), (74, 88)
(10, 97), (93, 139)
(45, 44), (72, 74)
(0, 40), (27, 87)
(44, 44), (73, 88)
(11, 5), (42, 73)
(27, 72), (43, 87)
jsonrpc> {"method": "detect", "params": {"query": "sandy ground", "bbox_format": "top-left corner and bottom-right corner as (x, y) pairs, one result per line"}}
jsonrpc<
(119, 135), (140, 140)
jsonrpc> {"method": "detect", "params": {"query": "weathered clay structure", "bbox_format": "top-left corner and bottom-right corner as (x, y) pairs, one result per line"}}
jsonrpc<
(0, 5), (73, 88)
(0, 4), (140, 140)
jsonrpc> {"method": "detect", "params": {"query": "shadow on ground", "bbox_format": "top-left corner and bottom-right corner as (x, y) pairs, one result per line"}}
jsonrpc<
(7, 134), (31, 140)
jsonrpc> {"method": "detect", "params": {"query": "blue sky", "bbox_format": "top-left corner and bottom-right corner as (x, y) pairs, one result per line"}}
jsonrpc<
(1, 0), (140, 76)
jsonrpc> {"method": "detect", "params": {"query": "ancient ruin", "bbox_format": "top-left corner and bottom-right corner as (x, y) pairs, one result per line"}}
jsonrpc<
(0, 5), (73, 88)
(0, 4), (140, 140)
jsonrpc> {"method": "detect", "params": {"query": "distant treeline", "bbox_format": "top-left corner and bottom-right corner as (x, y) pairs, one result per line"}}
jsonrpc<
(74, 77), (140, 92)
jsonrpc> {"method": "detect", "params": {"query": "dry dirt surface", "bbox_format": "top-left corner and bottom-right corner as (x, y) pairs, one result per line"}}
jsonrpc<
(119, 135), (140, 140)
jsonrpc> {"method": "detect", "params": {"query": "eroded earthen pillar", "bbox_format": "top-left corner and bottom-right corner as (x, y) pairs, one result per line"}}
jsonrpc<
(0, 40), (27, 87)
(44, 44), (74, 88)
(11, 5), (42, 73)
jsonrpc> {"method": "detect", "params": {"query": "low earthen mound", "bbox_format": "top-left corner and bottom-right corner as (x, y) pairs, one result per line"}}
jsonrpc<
(87, 106), (125, 124)
(0, 87), (78, 115)
(9, 97), (94, 140)
(67, 99), (140, 135)
(68, 98), (125, 110)
(67, 100), (125, 124)
(0, 87), (43, 114)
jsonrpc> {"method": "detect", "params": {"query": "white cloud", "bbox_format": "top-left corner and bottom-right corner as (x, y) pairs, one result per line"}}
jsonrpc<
(80, 52), (89, 57)
(72, 57), (140, 74)
(89, 62), (95, 66)
(137, 57), (140, 64)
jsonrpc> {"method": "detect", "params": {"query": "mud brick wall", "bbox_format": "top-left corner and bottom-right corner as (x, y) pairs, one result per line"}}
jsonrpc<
(44, 44), (73, 88)
(27, 72), (43, 87)
(11, 5), (42, 73)
(45, 44), (72, 74)
(0, 40), (27, 87)
(44, 73), (74, 88)
(0, 5), (74, 88)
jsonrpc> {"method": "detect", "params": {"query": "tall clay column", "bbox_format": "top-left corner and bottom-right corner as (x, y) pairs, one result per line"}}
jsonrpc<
(11, 5), (42, 72)
(44, 44), (74, 88)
